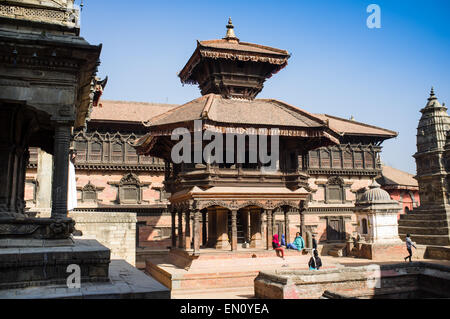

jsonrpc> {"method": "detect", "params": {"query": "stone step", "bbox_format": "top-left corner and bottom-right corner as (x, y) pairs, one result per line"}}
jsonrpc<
(398, 219), (449, 228)
(398, 226), (449, 236)
(399, 213), (449, 221)
(327, 244), (346, 257)
(398, 233), (450, 246)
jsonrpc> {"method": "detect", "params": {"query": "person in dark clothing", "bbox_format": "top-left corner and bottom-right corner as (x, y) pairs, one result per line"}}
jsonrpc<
(312, 234), (318, 251)
(308, 249), (322, 270)
(404, 233), (417, 262)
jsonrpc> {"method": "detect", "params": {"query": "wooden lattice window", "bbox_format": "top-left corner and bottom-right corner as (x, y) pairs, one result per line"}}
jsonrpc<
(125, 143), (138, 163)
(309, 150), (319, 168)
(325, 176), (345, 203)
(343, 149), (352, 168)
(320, 150), (331, 168)
(332, 150), (342, 168)
(112, 142), (123, 163)
(364, 151), (374, 169)
(75, 140), (87, 162)
(89, 140), (102, 162)
(118, 173), (142, 204)
(354, 151), (363, 169)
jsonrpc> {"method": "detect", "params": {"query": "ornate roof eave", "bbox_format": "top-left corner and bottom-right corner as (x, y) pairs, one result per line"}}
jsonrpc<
(178, 43), (290, 85)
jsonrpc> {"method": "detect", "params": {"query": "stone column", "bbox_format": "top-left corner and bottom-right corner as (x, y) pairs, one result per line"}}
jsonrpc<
(178, 208), (184, 248)
(184, 210), (191, 250)
(284, 207), (291, 244)
(246, 210), (251, 243)
(202, 210), (207, 246)
(266, 209), (273, 250)
(171, 208), (177, 248)
(51, 123), (71, 218)
(231, 209), (238, 251)
(207, 209), (216, 247)
(260, 209), (267, 249)
(192, 209), (201, 252)
(36, 149), (53, 217)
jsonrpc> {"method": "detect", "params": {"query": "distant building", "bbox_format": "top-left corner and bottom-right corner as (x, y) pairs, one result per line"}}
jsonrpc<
(376, 165), (420, 216)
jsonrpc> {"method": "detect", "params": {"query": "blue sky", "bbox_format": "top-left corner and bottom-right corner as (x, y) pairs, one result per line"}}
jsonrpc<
(78, 0), (450, 174)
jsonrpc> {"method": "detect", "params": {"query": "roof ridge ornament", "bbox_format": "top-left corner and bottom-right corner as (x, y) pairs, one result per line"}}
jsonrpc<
(223, 17), (239, 43)
(428, 86), (437, 101)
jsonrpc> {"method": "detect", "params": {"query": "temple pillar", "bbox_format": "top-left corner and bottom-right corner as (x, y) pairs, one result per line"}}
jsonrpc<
(178, 208), (184, 248)
(171, 207), (177, 248)
(184, 210), (191, 250)
(266, 209), (273, 250)
(51, 123), (71, 218)
(284, 207), (290, 244)
(192, 209), (200, 252)
(215, 208), (230, 249)
(261, 209), (267, 249)
(202, 210), (207, 246)
(231, 209), (238, 251)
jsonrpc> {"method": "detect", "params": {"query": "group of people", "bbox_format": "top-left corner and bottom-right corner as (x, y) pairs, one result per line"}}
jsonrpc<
(271, 232), (322, 270)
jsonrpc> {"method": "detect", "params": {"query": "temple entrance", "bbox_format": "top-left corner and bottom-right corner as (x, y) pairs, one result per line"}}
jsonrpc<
(326, 217), (345, 241)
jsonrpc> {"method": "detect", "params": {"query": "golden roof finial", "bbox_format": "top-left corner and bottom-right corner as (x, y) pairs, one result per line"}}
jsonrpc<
(224, 17), (239, 42)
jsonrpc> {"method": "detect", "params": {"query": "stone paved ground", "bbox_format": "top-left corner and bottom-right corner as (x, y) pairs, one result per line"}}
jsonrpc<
(169, 255), (450, 299)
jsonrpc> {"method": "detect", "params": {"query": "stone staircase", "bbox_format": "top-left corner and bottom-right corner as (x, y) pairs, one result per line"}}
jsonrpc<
(327, 243), (347, 257)
(398, 210), (450, 246)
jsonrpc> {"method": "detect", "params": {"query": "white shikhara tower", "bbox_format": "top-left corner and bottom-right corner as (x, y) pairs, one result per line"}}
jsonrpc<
(398, 88), (450, 246)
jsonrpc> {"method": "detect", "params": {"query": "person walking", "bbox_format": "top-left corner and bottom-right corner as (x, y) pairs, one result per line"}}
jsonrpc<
(272, 234), (285, 260)
(308, 249), (322, 270)
(312, 234), (318, 252)
(404, 233), (416, 262)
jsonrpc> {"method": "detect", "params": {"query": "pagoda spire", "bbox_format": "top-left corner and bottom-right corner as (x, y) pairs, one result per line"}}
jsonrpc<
(223, 17), (239, 42)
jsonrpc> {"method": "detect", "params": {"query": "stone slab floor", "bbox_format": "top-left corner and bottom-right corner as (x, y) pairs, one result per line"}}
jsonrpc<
(168, 254), (450, 299)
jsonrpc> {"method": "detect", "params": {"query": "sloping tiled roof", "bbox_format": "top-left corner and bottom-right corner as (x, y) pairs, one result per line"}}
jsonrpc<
(146, 94), (329, 128)
(377, 165), (418, 188)
(89, 100), (177, 123)
(314, 114), (397, 137)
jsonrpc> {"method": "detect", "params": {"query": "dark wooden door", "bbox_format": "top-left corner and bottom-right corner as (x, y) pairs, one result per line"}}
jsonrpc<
(327, 218), (344, 241)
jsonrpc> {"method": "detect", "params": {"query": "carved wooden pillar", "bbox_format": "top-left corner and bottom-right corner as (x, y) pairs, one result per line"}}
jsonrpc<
(51, 123), (71, 218)
(184, 210), (191, 250)
(178, 208), (184, 248)
(192, 209), (200, 252)
(171, 207), (177, 248)
(284, 207), (290, 244)
(231, 209), (238, 251)
(202, 210), (207, 246)
(261, 209), (267, 249)
(266, 209), (273, 250)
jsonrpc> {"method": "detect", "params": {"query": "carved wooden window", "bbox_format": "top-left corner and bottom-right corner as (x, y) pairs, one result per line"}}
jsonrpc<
(112, 142), (123, 163)
(332, 150), (342, 168)
(103, 142), (110, 162)
(75, 140), (87, 162)
(125, 143), (138, 163)
(309, 150), (319, 168)
(354, 151), (363, 169)
(320, 150), (331, 168)
(364, 151), (374, 169)
(81, 182), (99, 203)
(89, 140), (102, 162)
(325, 176), (345, 203)
(118, 173), (142, 204)
(343, 149), (352, 168)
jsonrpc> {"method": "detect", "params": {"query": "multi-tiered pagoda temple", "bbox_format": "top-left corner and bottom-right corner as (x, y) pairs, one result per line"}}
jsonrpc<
(135, 19), (342, 254)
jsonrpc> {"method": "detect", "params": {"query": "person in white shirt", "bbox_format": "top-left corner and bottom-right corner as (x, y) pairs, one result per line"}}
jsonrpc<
(404, 233), (416, 262)
(67, 149), (78, 212)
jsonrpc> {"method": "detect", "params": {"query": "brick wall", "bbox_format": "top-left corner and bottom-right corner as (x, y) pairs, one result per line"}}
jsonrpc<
(69, 211), (137, 266)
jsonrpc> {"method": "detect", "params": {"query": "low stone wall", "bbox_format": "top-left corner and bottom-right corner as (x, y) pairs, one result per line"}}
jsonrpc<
(425, 246), (450, 260)
(69, 211), (137, 266)
(254, 262), (450, 299)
